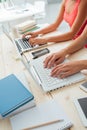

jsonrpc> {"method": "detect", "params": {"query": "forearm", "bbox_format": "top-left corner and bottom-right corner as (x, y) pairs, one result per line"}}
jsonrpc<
(64, 35), (87, 55)
(34, 1), (65, 36)
(46, 31), (74, 43)
(34, 23), (58, 35)
(79, 60), (87, 69)
(60, 25), (87, 55)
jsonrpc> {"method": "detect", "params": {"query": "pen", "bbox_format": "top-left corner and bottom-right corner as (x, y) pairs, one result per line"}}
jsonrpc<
(22, 119), (63, 130)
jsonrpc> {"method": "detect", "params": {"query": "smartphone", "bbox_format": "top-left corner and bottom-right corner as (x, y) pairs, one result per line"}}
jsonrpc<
(80, 81), (87, 92)
(32, 48), (50, 59)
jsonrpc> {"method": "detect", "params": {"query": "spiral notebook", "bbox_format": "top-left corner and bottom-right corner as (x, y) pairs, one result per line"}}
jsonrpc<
(10, 99), (73, 130)
(29, 56), (86, 92)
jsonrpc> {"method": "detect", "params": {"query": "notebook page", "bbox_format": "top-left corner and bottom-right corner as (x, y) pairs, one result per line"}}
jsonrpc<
(10, 99), (72, 130)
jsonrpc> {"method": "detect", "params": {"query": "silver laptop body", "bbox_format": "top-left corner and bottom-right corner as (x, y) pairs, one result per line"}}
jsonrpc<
(29, 56), (86, 92)
(14, 38), (47, 55)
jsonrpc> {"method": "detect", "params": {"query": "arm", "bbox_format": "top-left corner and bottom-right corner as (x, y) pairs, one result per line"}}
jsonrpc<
(51, 60), (87, 78)
(46, 0), (87, 43)
(44, 25), (87, 68)
(29, 0), (87, 45)
(50, 26), (87, 78)
(23, 0), (65, 38)
(63, 25), (87, 55)
(34, 0), (65, 35)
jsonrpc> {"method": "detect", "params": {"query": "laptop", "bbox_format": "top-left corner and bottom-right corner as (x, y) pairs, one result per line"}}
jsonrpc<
(14, 24), (49, 55)
(14, 38), (47, 55)
(29, 56), (86, 92)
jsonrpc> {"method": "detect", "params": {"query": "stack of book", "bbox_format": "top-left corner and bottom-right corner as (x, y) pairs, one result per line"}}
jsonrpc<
(16, 20), (37, 34)
(0, 74), (35, 118)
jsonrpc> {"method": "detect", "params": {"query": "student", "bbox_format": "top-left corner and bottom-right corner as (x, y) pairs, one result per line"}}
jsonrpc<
(23, 0), (87, 46)
(44, 25), (87, 78)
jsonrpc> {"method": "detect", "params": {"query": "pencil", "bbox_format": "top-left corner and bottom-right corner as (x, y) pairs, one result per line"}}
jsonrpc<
(23, 119), (63, 130)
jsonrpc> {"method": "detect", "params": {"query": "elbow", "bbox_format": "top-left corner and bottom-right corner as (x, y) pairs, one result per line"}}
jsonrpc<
(51, 23), (58, 31)
(68, 31), (77, 40)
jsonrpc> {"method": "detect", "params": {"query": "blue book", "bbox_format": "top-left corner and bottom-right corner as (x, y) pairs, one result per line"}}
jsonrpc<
(0, 74), (34, 118)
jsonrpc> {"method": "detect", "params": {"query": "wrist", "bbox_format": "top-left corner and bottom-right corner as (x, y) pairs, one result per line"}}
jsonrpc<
(78, 60), (87, 70)
(61, 49), (68, 56)
(82, 60), (87, 69)
(34, 31), (38, 36)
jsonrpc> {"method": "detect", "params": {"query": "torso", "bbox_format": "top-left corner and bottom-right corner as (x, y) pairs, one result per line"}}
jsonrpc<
(65, 0), (77, 14)
(63, 0), (80, 27)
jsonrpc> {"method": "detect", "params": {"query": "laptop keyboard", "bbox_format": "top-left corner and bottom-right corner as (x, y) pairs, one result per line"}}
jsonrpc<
(31, 56), (85, 90)
(31, 57), (67, 87)
(19, 38), (32, 49)
(14, 38), (47, 54)
(15, 38), (33, 53)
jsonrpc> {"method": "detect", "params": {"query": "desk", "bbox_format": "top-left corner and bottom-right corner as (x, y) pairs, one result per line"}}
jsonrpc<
(0, 32), (87, 130)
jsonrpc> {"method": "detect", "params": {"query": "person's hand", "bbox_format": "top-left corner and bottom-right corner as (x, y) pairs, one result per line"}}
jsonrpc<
(29, 37), (47, 46)
(51, 61), (84, 78)
(22, 32), (38, 39)
(44, 50), (66, 68)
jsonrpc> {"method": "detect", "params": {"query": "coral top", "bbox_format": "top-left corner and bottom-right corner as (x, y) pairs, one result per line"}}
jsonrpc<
(64, 0), (87, 47)
(63, 0), (80, 27)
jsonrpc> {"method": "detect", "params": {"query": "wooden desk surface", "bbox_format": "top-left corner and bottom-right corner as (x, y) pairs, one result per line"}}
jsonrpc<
(0, 33), (87, 130)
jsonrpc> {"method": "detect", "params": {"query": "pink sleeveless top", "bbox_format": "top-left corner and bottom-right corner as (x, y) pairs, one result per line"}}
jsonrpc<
(64, 0), (87, 47)
(63, 0), (80, 27)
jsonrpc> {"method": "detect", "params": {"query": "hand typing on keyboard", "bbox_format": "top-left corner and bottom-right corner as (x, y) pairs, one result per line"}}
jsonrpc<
(44, 51), (66, 68)
(22, 32), (38, 39)
(29, 37), (47, 46)
(43, 51), (84, 78)
(22, 35), (31, 41)
(51, 61), (85, 78)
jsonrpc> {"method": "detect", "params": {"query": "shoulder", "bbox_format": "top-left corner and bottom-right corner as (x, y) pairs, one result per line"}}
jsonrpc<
(61, 0), (66, 7)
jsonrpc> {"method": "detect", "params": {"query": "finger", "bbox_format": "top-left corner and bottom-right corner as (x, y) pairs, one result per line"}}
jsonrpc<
(29, 38), (35, 46)
(29, 38), (40, 46)
(51, 64), (64, 73)
(22, 32), (31, 38)
(47, 55), (58, 68)
(33, 39), (46, 45)
(44, 55), (53, 68)
(22, 34), (26, 39)
(51, 66), (69, 77)
(51, 67), (63, 77)
(59, 71), (73, 78)
(54, 58), (65, 65)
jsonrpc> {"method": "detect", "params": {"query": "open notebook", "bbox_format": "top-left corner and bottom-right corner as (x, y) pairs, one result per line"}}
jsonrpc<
(10, 99), (73, 130)
(29, 56), (86, 92)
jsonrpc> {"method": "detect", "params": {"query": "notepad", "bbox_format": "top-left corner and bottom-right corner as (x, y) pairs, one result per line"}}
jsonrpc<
(17, 20), (36, 31)
(10, 99), (73, 130)
(0, 74), (35, 118)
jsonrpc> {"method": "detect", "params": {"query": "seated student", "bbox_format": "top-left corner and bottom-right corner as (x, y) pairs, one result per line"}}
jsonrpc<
(23, 0), (87, 46)
(44, 25), (87, 78)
